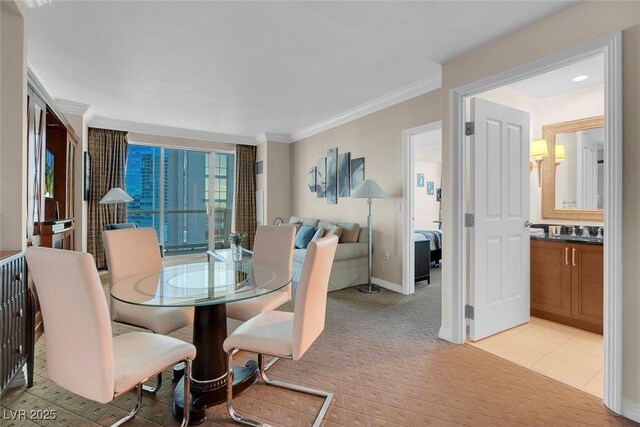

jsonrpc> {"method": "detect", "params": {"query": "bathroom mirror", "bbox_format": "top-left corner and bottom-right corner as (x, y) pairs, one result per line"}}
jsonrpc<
(541, 116), (604, 221)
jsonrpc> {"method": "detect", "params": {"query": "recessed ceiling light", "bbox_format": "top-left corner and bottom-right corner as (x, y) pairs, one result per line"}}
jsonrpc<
(572, 75), (589, 82)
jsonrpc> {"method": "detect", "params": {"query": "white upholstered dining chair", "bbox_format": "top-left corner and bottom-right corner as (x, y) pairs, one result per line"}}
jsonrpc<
(225, 225), (296, 322)
(25, 247), (195, 427)
(103, 227), (194, 393)
(223, 235), (338, 427)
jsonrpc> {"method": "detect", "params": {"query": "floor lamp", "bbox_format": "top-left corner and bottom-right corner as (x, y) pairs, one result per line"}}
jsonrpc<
(99, 187), (133, 224)
(352, 179), (387, 294)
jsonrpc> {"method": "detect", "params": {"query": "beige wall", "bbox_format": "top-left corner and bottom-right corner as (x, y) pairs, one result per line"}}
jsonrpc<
(256, 142), (266, 224)
(0, 0), (27, 251)
(65, 113), (89, 251)
(414, 160), (441, 230)
(255, 141), (291, 226)
(291, 90), (442, 285)
(440, 1), (640, 406)
(265, 141), (291, 225)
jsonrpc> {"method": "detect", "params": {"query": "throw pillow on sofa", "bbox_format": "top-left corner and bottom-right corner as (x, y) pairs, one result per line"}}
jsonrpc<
(295, 225), (317, 249)
(324, 224), (343, 241)
(311, 227), (325, 242)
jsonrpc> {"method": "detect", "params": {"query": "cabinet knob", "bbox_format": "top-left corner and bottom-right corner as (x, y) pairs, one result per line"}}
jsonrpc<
(15, 309), (23, 318)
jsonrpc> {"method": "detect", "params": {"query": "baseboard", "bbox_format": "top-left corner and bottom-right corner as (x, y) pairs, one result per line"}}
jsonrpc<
(622, 399), (640, 423)
(371, 277), (403, 294)
(438, 327), (452, 342)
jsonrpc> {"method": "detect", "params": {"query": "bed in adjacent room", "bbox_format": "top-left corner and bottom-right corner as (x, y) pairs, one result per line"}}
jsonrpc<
(415, 230), (442, 267)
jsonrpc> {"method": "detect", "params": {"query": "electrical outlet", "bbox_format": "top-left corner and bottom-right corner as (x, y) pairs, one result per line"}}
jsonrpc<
(383, 250), (390, 260)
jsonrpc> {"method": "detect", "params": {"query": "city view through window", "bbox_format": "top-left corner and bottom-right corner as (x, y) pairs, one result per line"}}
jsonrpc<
(125, 144), (235, 256)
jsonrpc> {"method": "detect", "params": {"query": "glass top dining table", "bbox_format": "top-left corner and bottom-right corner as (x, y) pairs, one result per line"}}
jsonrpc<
(110, 258), (292, 424)
(110, 260), (291, 308)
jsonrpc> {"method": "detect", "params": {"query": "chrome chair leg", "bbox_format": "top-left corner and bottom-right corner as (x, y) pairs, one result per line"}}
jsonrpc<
(181, 358), (191, 427)
(258, 354), (333, 427)
(263, 356), (279, 372)
(226, 349), (268, 427)
(111, 383), (142, 427)
(142, 372), (163, 394)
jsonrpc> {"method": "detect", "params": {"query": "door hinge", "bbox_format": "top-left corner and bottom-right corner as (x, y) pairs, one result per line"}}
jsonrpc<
(465, 121), (475, 136)
(465, 304), (474, 320)
(464, 213), (474, 227)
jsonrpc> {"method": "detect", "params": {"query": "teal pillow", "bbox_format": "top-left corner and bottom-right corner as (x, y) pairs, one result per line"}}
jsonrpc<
(311, 226), (325, 242)
(295, 225), (317, 249)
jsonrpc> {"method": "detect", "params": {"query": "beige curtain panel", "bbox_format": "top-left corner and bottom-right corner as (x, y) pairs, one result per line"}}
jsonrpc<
(234, 145), (257, 250)
(87, 128), (128, 269)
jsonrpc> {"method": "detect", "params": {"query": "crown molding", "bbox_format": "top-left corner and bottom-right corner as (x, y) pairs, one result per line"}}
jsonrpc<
(255, 133), (292, 144)
(265, 133), (292, 143)
(25, 0), (52, 8)
(255, 133), (268, 144)
(56, 99), (94, 121)
(290, 72), (442, 142)
(88, 116), (257, 146)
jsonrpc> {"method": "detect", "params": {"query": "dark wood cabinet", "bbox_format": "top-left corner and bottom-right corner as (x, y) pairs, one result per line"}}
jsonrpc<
(0, 252), (34, 396)
(27, 83), (77, 251)
(571, 244), (604, 328)
(531, 240), (572, 317)
(26, 77), (79, 339)
(531, 240), (603, 334)
(415, 239), (431, 284)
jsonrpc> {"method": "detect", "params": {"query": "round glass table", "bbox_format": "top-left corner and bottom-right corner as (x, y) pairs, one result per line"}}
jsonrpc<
(111, 259), (292, 424)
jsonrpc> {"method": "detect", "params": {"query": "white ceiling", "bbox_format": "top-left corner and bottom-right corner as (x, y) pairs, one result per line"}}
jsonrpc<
(509, 54), (605, 99)
(28, 1), (576, 142)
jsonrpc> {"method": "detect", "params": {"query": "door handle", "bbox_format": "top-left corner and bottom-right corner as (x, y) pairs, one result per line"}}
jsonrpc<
(565, 247), (569, 265)
(572, 248), (576, 267)
(524, 221), (532, 227)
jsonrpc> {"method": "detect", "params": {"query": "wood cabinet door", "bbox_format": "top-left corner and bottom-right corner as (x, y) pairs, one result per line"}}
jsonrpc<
(530, 240), (572, 317)
(571, 243), (603, 327)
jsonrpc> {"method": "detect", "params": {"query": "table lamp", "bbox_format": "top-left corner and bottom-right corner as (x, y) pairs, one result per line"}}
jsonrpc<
(351, 179), (387, 294)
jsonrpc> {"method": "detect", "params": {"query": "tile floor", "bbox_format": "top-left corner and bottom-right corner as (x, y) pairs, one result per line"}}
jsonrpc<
(469, 317), (604, 398)
(1, 266), (635, 426)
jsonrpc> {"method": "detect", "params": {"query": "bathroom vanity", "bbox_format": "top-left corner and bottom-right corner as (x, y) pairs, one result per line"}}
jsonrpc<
(530, 233), (603, 334)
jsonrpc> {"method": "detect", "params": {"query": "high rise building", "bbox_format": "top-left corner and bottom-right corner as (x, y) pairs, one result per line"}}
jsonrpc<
(125, 145), (234, 255)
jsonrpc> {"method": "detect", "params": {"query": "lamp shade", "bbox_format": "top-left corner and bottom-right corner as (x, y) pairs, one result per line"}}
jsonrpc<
(99, 187), (133, 204)
(555, 144), (566, 162)
(351, 179), (387, 199)
(530, 139), (548, 160)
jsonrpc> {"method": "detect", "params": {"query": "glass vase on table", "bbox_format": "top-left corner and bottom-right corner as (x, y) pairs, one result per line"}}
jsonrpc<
(231, 243), (243, 261)
(228, 232), (248, 262)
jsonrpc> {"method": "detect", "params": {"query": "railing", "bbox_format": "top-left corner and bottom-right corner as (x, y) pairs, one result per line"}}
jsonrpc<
(126, 208), (233, 256)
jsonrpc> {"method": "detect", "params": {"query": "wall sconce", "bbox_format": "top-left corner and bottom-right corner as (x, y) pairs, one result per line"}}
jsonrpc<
(555, 144), (565, 167)
(529, 139), (548, 187)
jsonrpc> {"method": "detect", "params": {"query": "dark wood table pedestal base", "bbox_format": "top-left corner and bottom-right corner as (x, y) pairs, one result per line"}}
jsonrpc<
(172, 361), (258, 425)
(171, 303), (258, 425)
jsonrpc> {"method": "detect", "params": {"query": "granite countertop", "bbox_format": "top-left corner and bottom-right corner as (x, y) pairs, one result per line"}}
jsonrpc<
(530, 233), (604, 246)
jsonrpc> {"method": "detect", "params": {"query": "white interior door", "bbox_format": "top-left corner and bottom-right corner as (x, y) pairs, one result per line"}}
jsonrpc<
(469, 98), (530, 341)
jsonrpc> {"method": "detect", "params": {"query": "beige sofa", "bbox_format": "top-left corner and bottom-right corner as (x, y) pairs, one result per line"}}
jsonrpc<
(287, 216), (368, 292)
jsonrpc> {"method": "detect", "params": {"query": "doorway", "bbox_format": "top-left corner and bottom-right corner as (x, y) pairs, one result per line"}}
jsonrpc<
(402, 121), (442, 295)
(449, 34), (622, 411)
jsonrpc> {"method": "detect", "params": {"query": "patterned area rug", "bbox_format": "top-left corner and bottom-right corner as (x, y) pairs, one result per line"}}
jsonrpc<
(2, 264), (633, 426)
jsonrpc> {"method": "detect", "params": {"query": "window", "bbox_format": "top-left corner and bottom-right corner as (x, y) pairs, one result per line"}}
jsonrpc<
(125, 144), (235, 255)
